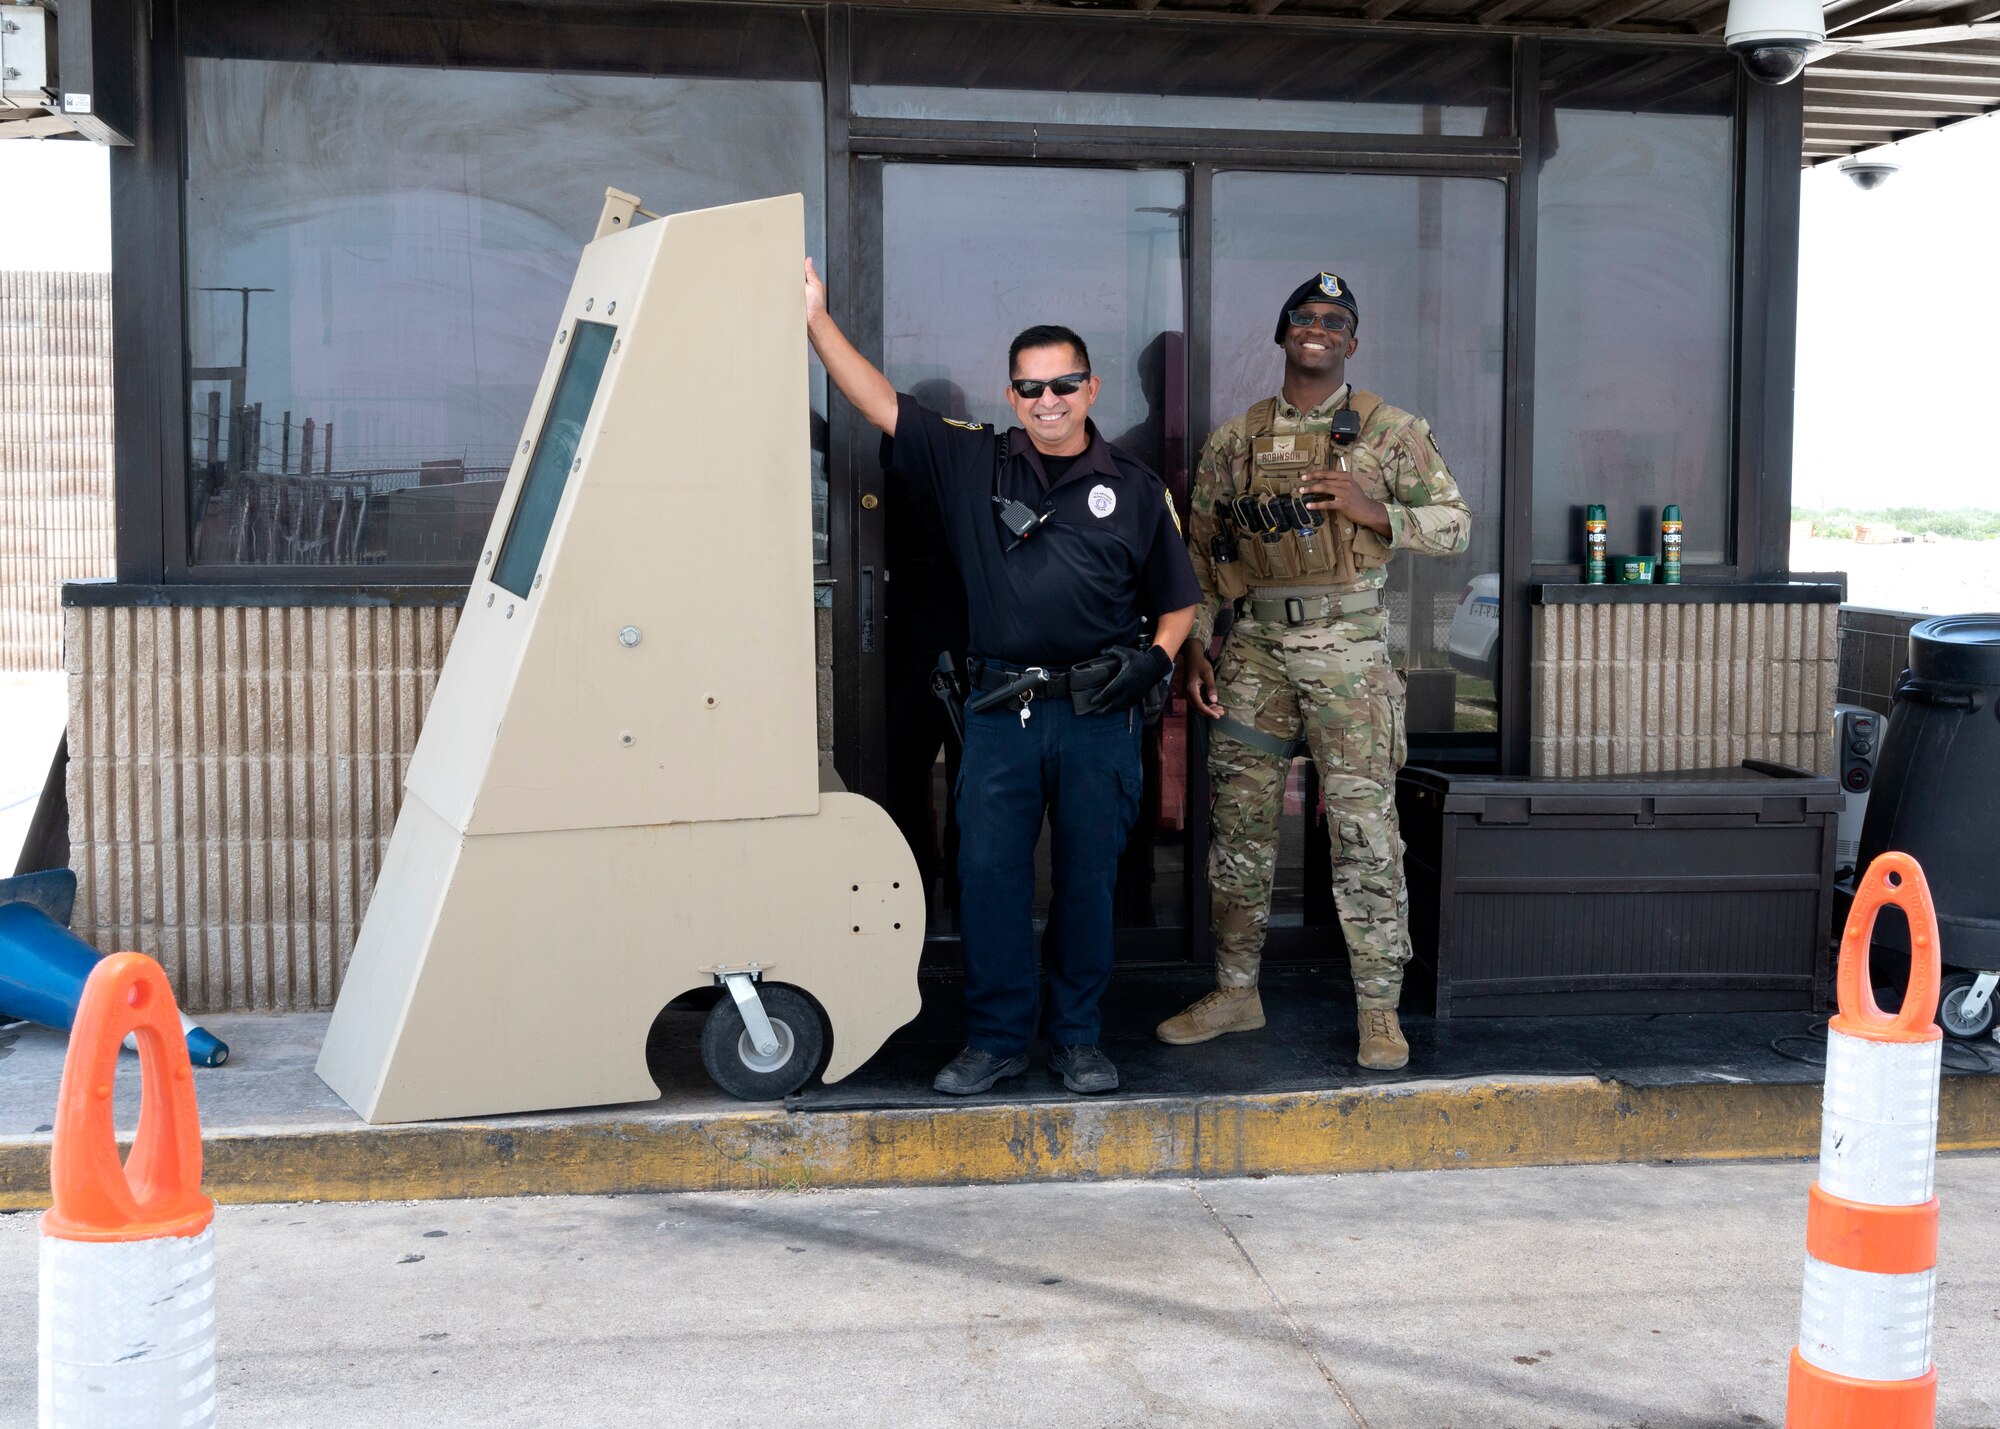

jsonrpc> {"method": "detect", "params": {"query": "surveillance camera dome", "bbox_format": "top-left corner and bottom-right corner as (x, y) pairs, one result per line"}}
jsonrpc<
(1736, 41), (1813, 84)
(1838, 158), (1900, 190)
(1724, 0), (1824, 86)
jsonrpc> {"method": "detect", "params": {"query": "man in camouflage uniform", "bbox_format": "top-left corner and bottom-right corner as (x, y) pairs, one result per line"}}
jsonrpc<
(1160, 272), (1471, 1070)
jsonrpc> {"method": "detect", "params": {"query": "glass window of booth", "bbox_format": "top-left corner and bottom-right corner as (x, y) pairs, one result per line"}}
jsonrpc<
(1210, 170), (1507, 734)
(876, 162), (1191, 938)
(181, 58), (827, 573)
(852, 13), (1511, 137)
(1530, 48), (1736, 567)
(1209, 169), (1505, 943)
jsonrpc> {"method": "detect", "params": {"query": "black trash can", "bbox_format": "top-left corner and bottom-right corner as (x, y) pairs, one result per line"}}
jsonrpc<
(1856, 613), (2000, 973)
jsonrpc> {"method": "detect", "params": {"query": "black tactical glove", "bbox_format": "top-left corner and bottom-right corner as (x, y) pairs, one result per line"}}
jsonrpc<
(1089, 643), (1174, 717)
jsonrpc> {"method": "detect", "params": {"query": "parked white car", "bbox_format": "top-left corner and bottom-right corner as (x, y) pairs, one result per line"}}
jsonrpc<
(1447, 573), (1500, 684)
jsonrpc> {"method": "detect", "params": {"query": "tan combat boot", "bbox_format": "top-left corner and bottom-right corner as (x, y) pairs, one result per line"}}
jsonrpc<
(1356, 1008), (1409, 1070)
(1156, 987), (1266, 1045)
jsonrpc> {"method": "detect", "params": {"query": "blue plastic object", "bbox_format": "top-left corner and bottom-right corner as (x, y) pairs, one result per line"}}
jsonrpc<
(184, 1024), (229, 1067)
(0, 898), (229, 1067)
(0, 867), (78, 927)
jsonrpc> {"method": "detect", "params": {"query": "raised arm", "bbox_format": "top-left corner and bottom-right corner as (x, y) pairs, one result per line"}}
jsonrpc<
(804, 258), (898, 437)
(1380, 419), (1472, 556)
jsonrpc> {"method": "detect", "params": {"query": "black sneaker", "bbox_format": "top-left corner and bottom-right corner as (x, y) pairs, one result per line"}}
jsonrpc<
(1050, 1044), (1119, 1095)
(933, 1046), (1030, 1096)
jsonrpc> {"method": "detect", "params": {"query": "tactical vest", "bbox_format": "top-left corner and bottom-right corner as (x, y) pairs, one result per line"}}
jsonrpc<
(1211, 389), (1394, 598)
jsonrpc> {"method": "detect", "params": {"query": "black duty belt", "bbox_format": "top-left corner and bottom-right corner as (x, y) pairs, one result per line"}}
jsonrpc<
(966, 648), (1169, 723)
(966, 655), (1130, 717)
(968, 660), (1080, 701)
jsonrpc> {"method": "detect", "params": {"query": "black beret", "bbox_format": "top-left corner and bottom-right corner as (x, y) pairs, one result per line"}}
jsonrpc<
(1273, 272), (1359, 344)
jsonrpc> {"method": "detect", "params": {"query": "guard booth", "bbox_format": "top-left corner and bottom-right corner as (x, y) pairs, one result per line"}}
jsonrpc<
(17, 0), (1993, 1031)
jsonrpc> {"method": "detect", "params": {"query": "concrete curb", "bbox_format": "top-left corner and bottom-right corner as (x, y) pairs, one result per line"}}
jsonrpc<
(6, 1074), (2000, 1208)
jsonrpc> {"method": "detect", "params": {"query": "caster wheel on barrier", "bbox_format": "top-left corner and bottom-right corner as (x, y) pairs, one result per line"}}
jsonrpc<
(1938, 972), (1998, 1041)
(700, 984), (826, 1100)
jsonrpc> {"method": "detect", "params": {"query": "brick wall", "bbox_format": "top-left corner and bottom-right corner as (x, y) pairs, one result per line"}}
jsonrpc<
(1531, 600), (1838, 778)
(0, 273), (115, 671)
(64, 604), (459, 1011)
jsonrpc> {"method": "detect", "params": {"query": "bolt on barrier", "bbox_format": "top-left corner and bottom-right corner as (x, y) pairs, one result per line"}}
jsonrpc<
(38, 953), (217, 1428)
(1786, 851), (1942, 1429)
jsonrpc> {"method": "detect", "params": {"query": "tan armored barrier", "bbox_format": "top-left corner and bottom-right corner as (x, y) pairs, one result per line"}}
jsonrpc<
(317, 192), (923, 1123)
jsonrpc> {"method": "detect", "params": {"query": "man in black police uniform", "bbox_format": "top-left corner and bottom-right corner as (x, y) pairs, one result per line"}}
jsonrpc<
(804, 258), (1201, 1096)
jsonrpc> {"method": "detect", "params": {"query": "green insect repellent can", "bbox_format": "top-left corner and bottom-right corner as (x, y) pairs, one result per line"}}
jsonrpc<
(1585, 504), (1608, 584)
(1660, 504), (1683, 584)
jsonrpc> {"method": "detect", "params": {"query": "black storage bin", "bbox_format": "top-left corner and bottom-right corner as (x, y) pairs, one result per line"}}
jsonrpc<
(1396, 763), (1840, 1018)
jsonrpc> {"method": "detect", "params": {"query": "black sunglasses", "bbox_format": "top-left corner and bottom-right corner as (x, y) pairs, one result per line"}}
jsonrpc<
(1009, 371), (1091, 400)
(1286, 310), (1355, 334)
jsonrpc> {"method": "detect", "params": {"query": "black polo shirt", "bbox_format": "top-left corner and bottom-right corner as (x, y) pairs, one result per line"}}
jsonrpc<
(884, 394), (1201, 668)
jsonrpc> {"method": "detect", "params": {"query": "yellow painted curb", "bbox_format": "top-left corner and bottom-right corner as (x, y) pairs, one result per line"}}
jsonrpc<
(5, 1074), (1999, 1209)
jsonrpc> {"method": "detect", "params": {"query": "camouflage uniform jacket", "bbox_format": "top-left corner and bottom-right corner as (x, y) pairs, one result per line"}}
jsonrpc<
(1187, 385), (1473, 645)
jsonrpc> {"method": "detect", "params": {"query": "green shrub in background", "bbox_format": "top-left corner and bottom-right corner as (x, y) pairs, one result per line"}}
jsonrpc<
(1791, 507), (2000, 542)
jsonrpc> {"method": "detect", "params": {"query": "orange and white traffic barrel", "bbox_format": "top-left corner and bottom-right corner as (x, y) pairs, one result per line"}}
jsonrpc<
(1786, 852), (1943, 1429)
(39, 953), (217, 1428)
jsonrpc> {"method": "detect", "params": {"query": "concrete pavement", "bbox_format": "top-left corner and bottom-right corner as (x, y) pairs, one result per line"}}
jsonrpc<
(5, 1156), (1999, 1428)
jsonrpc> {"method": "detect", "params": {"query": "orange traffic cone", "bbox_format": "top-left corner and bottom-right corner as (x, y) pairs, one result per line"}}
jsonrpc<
(1786, 852), (1943, 1429)
(38, 952), (217, 1428)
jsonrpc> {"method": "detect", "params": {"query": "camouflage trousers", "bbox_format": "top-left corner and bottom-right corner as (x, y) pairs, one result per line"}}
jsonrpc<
(1207, 608), (1412, 1009)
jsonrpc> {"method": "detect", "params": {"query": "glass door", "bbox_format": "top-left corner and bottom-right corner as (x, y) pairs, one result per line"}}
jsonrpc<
(857, 159), (1509, 974)
(872, 161), (1194, 960)
(1205, 169), (1508, 961)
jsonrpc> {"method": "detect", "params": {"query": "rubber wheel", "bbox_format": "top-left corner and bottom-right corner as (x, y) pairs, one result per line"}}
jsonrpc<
(699, 984), (826, 1100)
(1938, 972), (1998, 1041)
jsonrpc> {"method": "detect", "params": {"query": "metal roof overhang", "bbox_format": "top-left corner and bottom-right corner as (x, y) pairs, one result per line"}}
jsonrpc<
(1, 0), (1993, 164)
(848, 0), (2000, 165)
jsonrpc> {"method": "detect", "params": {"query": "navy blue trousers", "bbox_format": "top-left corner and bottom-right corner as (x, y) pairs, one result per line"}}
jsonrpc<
(955, 693), (1144, 1057)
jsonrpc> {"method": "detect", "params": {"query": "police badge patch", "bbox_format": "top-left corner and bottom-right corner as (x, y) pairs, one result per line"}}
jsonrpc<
(1088, 484), (1116, 519)
(1319, 273), (1343, 298)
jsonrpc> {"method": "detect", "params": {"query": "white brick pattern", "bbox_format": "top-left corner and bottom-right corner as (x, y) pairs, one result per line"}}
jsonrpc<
(1531, 601), (1837, 778)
